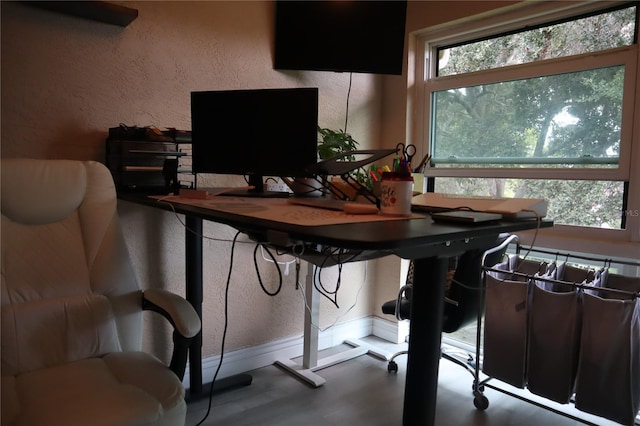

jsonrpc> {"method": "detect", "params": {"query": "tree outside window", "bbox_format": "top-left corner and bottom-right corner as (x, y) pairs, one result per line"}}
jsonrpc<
(423, 4), (637, 229)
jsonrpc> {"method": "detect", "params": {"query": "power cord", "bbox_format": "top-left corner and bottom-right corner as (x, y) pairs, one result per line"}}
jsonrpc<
(195, 230), (241, 426)
(314, 260), (342, 308)
(344, 72), (352, 133)
(481, 208), (544, 283)
(514, 208), (542, 265)
(297, 259), (370, 333)
(156, 196), (256, 245)
(259, 245), (297, 275)
(311, 247), (365, 308)
(253, 243), (283, 296)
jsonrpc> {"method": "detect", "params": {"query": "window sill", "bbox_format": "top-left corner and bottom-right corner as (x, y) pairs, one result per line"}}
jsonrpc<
(517, 226), (639, 261)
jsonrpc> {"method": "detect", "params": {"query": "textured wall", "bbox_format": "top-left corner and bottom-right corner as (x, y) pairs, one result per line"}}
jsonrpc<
(1, 1), (385, 361)
(1, 0), (513, 362)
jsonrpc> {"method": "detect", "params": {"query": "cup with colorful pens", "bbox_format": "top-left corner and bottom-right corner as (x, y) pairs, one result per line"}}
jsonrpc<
(368, 164), (389, 197)
(369, 145), (431, 203)
(373, 144), (416, 215)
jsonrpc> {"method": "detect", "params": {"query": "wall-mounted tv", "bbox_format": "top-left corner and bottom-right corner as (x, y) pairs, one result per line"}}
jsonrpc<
(274, 1), (407, 76)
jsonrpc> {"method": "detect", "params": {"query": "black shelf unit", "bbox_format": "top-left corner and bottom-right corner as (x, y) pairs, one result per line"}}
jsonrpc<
(106, 139), (186, 194)
(24, 1), (138, 27)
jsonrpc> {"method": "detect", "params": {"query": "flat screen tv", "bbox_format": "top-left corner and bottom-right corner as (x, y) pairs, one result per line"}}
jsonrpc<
(274, 1), (407, 76)
(191, 87), (319, 196)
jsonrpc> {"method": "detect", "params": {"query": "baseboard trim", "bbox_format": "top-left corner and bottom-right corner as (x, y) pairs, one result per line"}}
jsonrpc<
(372, 315), (409, 344)
(183, 315), (405, 388)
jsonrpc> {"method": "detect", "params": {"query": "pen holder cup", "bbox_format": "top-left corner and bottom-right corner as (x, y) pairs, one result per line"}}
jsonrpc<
(380, 172), (414, 216)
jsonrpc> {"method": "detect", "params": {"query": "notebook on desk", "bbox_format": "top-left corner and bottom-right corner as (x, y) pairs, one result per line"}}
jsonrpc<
(431, 210), (503, 224)
(412, 193), (548, 220)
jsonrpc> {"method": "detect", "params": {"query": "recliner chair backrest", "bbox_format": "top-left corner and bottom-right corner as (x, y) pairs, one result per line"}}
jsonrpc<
(1, 159), (143, 376)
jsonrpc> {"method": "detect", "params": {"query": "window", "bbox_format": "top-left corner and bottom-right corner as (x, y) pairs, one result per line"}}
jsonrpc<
(413, 2), (639, 247)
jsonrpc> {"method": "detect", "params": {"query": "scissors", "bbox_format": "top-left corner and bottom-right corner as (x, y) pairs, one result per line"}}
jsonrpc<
(396, 143), (417, 164)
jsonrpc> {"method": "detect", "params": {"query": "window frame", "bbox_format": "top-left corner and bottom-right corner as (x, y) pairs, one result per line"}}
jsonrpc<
(409, 1), (640, 253)
(429, 47), (635, 181)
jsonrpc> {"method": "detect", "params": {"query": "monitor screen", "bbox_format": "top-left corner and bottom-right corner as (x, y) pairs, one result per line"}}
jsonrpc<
(274, 1), (407, 75)
(191, 87), (319, 194)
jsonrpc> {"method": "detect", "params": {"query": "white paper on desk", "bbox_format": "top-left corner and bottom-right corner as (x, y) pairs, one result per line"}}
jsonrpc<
(411, 193), (548, 219)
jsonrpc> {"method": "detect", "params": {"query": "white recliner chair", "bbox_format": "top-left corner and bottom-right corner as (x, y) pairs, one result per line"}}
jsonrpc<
(1, 158), (201, 426)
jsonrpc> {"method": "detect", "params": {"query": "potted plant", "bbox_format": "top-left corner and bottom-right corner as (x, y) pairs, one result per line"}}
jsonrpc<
(317, 127), (376, 198)
(317, 127), (359, 161)
(284, 126), (357, 196)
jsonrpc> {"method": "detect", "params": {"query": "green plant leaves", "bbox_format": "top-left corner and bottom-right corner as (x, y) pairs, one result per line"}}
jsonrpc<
(317, 127), (359, 160)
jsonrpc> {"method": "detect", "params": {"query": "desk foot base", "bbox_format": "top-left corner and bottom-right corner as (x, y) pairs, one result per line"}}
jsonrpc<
(274, 359), (327, 387)
(185, 373), (253, 403)
(343, 338), (393, 361)
(275, 339), (391, 388)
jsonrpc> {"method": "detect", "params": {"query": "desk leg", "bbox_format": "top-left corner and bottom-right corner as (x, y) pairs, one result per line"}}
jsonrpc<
(302, 263), (319, 369)
(275, 264), (327, 386)
(185, 215), (203, 395)
(403, 256), (448, 426)
(275, 263), (389, 387)
(184, 216), (252, 401)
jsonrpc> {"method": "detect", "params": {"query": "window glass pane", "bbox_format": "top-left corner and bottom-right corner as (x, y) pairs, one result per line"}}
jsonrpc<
(434, 177), (625, 229)
(437, 6), (636, 76)
(431, 66), (624, 168)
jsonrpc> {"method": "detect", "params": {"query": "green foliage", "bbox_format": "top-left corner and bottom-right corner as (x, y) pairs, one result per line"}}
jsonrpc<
(435, 177), (625, 229)
(439, 7), (634, 76)
(517, 179), (624, 228)
(434, 67), (623, 161)
(317, 127), (374, 189)
(317, 127), (359, 160)
(431, 6), (635, 228)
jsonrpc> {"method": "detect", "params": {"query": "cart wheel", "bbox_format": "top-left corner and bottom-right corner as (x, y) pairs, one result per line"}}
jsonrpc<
(473, 392), (489, 410)
(387, 361), (398, 373)
(472, 384), (485, 392)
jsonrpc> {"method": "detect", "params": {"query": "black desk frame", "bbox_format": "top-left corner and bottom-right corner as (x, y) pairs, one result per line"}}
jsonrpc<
(183, 215), (254, 397)
(120, 193), (550, 425)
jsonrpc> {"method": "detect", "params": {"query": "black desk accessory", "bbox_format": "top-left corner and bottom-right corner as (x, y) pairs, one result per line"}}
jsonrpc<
(431, 211), (503, 224)
(304, 148), (397, 204)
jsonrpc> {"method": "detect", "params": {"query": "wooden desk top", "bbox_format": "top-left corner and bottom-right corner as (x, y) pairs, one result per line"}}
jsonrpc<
(119, 192), (553, 259)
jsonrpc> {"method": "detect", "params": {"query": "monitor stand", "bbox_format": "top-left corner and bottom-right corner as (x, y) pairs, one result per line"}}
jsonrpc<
(218, 175), (290, 198)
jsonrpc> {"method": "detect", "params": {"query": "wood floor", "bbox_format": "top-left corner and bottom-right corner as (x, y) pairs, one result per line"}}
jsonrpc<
(185, 337), (620, 426)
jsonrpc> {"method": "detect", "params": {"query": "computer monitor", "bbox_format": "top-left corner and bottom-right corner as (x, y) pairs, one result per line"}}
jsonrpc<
(191, 87), (319, 196)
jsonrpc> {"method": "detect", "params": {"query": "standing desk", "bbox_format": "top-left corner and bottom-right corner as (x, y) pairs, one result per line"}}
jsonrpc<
(120, 193), (551, 426)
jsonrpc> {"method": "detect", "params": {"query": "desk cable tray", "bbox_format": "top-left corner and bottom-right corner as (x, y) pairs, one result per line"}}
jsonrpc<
(304, 148), (397, 204)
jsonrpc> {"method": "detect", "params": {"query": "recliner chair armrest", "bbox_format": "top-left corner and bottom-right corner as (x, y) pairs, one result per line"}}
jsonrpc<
(142, 289), (201, 380)
(142, 289), (201, 338)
